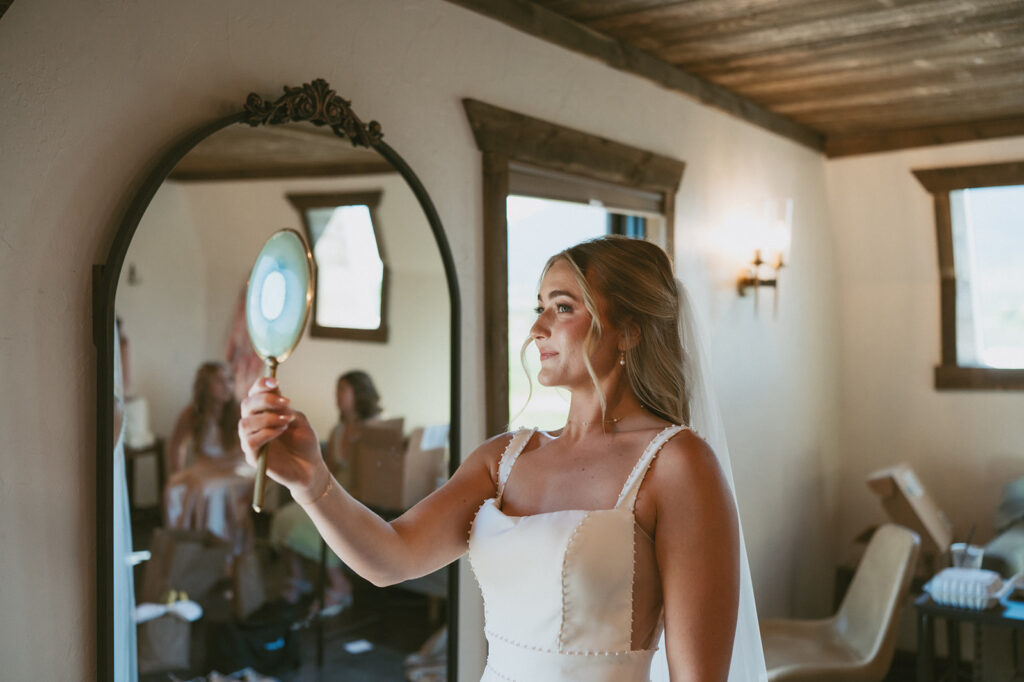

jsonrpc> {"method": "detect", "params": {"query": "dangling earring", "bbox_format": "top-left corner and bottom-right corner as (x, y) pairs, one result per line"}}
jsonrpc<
(619, 351), (626, 366)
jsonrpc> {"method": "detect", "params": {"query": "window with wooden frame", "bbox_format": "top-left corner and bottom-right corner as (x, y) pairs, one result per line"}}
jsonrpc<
(914, 161), (1024, 390)
(287, 191), (389, 342)
(463, 100), (685, 435)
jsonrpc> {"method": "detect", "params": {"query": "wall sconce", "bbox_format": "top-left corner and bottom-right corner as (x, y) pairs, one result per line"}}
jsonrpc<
(736, 199), (792, 316)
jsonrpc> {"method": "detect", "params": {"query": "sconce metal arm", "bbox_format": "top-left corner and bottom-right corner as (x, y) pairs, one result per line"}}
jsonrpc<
(736, 249), (784, 297)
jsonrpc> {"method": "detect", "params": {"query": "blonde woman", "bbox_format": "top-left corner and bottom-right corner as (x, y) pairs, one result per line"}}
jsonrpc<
(165, 362), (254, 555)
(240, 236), (765, 681)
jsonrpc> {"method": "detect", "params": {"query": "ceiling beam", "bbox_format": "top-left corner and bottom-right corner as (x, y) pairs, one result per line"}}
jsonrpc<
(445, 0), (824, 151)
(825, 116), (1024, 158)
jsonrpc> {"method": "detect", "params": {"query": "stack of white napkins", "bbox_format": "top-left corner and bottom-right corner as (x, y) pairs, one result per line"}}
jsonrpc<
(924, 568), (1015, 610)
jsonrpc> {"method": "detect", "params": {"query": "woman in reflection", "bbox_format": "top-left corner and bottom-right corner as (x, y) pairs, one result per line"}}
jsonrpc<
(240, 236), (764, 681)
(165, 362), (254, 555)
(270, 370), (382, 615)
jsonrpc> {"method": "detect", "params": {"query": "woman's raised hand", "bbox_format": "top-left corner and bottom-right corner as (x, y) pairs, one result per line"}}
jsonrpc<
(239, 377), (328, 497)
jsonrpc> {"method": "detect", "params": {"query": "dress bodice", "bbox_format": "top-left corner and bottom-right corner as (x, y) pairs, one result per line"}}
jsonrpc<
(468, 425), (687, 682)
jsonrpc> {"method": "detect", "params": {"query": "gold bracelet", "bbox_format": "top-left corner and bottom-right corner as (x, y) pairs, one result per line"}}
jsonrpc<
(299, 475), (333, 506)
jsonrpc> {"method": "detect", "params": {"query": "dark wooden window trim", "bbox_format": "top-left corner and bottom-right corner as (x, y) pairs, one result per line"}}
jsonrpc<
(286, 190), (389, 342)
(913, 160), (1024, 390)
(463, 99), (685, 435)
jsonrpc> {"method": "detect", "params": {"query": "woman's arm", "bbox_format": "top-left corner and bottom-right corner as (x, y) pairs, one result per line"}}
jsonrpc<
(166, 407), (193, 476)
(303, 433), (508, 585)
(240, 377), (508, 586)
(650, 430), (740, 682)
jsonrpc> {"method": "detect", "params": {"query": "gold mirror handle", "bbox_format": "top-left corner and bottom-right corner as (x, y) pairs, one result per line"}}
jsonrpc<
(252, 358), (279, 512)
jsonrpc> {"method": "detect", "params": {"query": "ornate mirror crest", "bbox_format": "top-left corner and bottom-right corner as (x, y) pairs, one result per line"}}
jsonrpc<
(243, 78), (384, 147)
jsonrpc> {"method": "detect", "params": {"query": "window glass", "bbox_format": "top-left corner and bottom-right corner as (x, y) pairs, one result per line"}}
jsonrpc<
(951, 185), (1024, 368)
(307, 204), (384, 330)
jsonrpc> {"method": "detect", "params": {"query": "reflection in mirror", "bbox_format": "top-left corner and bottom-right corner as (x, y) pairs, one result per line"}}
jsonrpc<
(288, 191), (390, 341)
(114, 120), (452, 681)
(246, 229), (312, 360)
(244, 228), (314, 512)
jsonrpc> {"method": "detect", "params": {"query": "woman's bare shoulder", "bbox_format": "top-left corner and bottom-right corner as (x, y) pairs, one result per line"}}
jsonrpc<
(648, 427), (729, 499)
(459, 431), (519, 484)
(471, 430), (519, 457)
(643, 427), (738, 550)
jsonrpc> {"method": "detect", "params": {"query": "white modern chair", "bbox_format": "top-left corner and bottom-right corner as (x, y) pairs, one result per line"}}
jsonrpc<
(761, 524), (920, 681)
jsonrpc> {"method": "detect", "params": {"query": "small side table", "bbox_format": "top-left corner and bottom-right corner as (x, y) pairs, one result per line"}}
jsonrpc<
(125, 438), (165, 519)
(915, 593), (1024, 682)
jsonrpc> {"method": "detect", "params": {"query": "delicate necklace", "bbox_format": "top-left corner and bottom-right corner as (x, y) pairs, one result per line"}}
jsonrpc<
(566, 416), (623, 427)
(565, 410), (648, 427)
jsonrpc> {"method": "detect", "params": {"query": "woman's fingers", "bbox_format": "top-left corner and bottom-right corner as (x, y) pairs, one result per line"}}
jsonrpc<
(240, 422), (292, 464)
(240, 412), (295, 440)
(241, 389), (291, 418)
(248, 376), (280, 397)
(241, 409), (294, 433)
(241, 425), (287, 462)
(239, 412), (295, 455)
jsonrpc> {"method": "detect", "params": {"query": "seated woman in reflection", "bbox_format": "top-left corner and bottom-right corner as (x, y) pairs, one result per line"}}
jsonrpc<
(241, 236), (764, 681)
(165, 362), (254, 555)
(270, 370), (382, 615)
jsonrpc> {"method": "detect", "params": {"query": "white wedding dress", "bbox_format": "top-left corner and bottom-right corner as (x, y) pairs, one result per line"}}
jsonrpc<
(469, 425), (688, 681)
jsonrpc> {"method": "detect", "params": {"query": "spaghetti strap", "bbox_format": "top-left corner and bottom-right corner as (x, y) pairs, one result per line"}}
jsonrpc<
(614, 424), (688, 511)
(496, 428), (536, 504)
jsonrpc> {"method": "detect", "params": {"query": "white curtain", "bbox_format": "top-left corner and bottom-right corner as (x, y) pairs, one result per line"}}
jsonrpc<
(113, 319), (139, 681)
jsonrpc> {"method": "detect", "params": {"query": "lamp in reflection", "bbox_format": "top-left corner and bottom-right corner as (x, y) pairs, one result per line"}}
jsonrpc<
(736, 198), (792, 316)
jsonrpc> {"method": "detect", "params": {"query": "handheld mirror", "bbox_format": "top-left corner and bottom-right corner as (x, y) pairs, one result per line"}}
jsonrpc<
(246, 228), (314, 512)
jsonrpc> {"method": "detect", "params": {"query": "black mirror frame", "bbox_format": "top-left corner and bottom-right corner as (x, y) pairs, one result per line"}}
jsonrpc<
(93, 79), (461, 682)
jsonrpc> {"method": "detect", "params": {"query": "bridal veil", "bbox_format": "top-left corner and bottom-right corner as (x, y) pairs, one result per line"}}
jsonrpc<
(650, 279), (768, 682)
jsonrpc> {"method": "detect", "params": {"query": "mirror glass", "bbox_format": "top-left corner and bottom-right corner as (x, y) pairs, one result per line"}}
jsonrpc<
(114, 120), (452, 681)
(247, 229), (312, 361)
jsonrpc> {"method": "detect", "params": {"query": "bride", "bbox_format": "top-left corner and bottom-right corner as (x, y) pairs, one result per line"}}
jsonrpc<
(240, 235), (765, 681)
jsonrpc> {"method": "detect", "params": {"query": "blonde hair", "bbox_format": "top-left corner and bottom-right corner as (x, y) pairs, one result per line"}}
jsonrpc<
(521, 235), (689, 425)
(191, 362), (240, 451)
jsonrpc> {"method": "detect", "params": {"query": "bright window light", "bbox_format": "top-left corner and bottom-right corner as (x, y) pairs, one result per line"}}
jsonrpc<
(307, 204), (384, 330)
(951, 185), (1024, 368)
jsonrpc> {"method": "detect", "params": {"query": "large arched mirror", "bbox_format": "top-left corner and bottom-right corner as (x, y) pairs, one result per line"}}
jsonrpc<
(95, 80), (460, 682)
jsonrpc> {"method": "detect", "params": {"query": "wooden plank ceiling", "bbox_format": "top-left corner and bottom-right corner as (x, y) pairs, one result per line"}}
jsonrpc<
(449, 0), (1024, 156)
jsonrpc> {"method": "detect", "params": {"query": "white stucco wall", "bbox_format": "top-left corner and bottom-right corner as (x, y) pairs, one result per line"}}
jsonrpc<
(826, 137), (1024, 557)
(0, 0), (840, 678)
(116, 183), (208, 439)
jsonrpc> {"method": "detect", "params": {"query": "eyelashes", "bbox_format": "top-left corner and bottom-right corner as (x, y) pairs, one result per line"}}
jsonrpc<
(534, 303), (573, 315)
